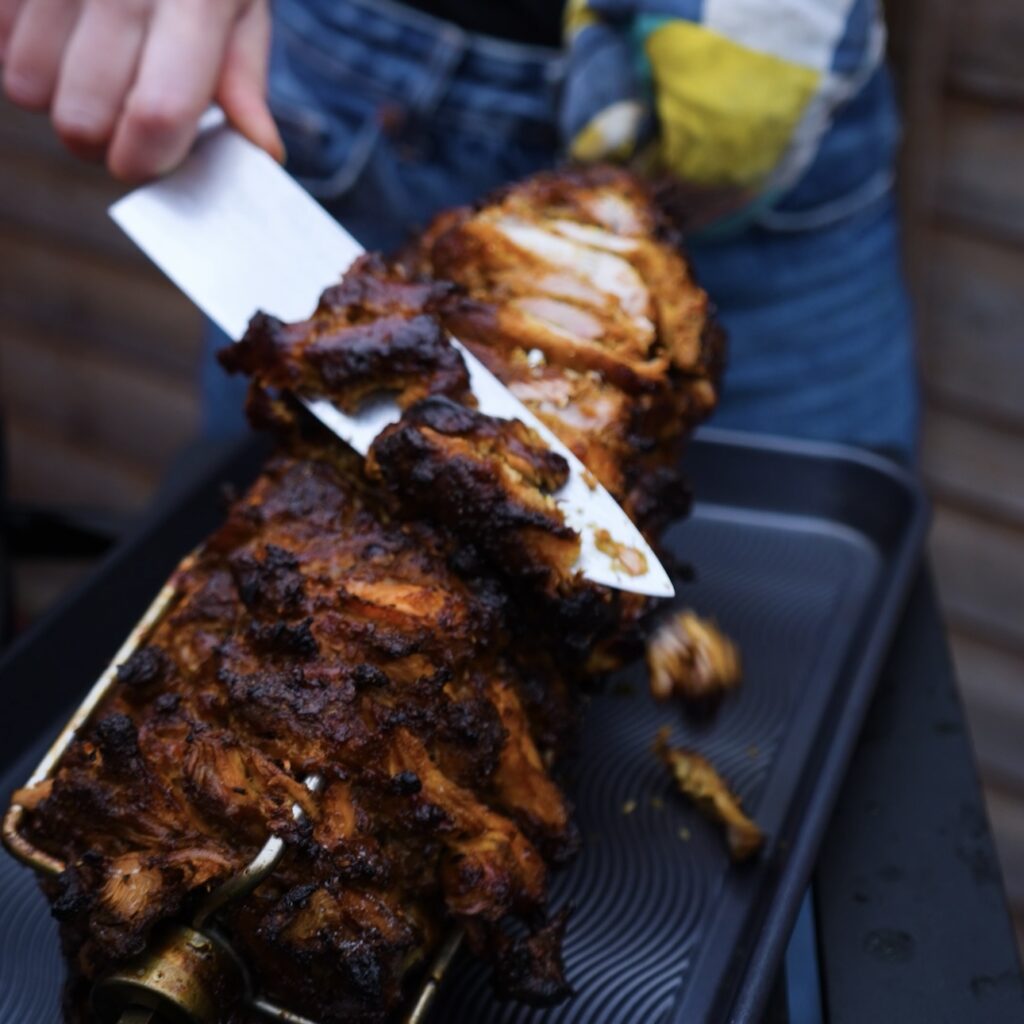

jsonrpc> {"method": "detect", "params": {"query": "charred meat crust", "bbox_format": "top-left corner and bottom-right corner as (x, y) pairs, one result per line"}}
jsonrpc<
(24, 443), (580, 1022)
(367, 397), (580, 589)
(219, 254), (471, 413)
(407, 163), (721, 532)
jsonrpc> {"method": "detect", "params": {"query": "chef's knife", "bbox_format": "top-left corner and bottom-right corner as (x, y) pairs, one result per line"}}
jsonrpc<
(109, 113), (674, 598)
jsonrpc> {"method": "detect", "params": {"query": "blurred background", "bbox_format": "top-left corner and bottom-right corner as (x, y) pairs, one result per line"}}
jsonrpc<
(0, 0), (1022, 951)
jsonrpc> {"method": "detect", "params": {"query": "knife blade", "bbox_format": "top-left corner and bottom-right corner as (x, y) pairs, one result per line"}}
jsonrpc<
(109, 116), (674, 598)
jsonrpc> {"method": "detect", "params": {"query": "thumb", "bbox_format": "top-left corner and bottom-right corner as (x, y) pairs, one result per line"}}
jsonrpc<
(216, 0), (284, 163)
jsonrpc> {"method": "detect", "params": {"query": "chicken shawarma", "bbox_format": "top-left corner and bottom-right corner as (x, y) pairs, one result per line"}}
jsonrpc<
(10, 167), (723, 1023)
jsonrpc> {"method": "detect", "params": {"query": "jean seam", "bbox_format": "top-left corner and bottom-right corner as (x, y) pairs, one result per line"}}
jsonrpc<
(275, 10), (557, 144)
(756, 170), (894, 233)
(406, 25), (467, 133)
(293, 116), (384, 201)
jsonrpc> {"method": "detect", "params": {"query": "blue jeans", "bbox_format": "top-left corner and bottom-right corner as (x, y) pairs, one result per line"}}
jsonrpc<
(690, 195), (918, 457)
(203, 0), (919, 463)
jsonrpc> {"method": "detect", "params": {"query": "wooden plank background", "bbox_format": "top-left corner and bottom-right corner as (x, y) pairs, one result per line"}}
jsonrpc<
(891, 0), (1024, 952)
(1, 0), (1023, 952)
(0, 102), (201, 521)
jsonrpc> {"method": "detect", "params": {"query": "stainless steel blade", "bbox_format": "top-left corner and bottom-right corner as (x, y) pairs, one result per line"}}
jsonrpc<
(109, 119), (674, 598)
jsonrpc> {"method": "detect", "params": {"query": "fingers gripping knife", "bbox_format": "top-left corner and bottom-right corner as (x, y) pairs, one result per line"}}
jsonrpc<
(109, 110), (673, 600)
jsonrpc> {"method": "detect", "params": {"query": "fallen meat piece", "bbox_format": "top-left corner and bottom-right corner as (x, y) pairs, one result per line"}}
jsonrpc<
(654, 727), (763, 862)
(646, 610), (741, 703)
(219, 253), (470, 413)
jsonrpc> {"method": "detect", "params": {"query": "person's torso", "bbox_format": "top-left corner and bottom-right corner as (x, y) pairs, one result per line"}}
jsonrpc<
(271, 0), (899, 238)
(400, 0), (565, 46)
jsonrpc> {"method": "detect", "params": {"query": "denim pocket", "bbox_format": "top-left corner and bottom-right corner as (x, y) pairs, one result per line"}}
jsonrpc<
(268, 65), (422, 250)
(268, 10), (392, 206)
(264, 0), (559, 245)
(270, 79), (385, 205)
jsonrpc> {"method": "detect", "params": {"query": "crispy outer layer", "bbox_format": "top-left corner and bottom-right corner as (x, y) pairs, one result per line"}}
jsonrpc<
(25, 443), (578, 1023)
(224, 166), (722, 536)
(367, 397), (581, 590)
(219, 254), (471, 413)
(26, 167), (726, 1023)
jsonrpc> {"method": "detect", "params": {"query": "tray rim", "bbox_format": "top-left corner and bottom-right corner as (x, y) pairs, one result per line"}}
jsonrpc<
(692, 424), (922, 486)
(677, 427), (931, 1023)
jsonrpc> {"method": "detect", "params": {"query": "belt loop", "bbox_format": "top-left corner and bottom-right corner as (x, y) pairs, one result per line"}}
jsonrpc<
(409, 23), (467, 122)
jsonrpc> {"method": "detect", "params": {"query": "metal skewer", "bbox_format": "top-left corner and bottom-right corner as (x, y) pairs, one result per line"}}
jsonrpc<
(192, 775), (323, 930)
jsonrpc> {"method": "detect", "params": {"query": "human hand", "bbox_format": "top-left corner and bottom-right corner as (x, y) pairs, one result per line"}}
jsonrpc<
(0, 0), (284, 182)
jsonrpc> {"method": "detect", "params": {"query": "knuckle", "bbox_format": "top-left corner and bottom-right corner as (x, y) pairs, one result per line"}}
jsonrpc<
(53, 104), (111, 147)
(3, 64), (49, 111)
(3, 34), (62, 109)
(124, 95), (189, 137)
(107, 145), (155, 183)
(0, 6), (16, 41)
(175, 0), (221, 19)
(89, 0), (149, 18)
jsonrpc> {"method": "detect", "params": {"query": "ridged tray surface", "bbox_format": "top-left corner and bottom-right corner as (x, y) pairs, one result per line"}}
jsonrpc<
(0, 743), (62, 1022)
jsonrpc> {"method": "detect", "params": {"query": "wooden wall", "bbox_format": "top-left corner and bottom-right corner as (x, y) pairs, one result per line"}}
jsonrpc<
(892, 0), (1024, 950)
(1, 3), (1023, 947)
(0, 101), (201, 519)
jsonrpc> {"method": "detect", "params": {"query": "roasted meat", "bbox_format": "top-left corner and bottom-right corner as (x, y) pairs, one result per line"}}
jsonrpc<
(21, 442), (580, 1021)
(654, 728), (763, 862)
(646, 610), (742, 704)
(220, 254), (471, 413)
(367, 397), (581, 591)
(223, 168), (723, 533)
(13, 166), (723, 1023)
(408, 165), (723, 532)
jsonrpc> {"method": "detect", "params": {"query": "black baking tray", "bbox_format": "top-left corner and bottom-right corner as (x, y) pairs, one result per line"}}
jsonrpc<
(0, 427), (929, 1024)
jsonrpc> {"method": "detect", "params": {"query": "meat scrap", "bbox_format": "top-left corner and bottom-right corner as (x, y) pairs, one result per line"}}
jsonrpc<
(219, 253), (471, 413)
(646, 610), (741, 703)
(367, 397), (580, 590)
(654, 727), (763, 862)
